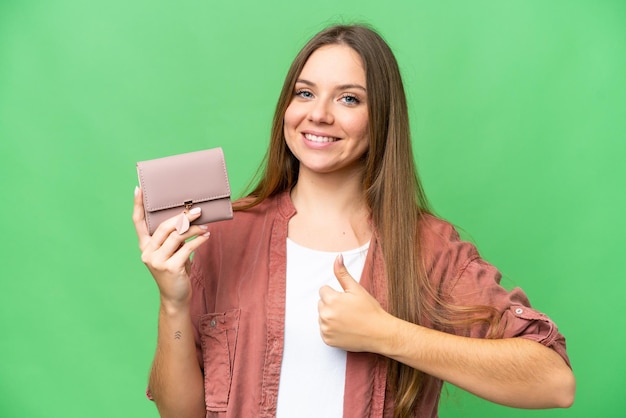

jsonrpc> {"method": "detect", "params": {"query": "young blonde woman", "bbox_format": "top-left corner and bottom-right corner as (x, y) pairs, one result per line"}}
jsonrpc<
(133, 24), (575, 418)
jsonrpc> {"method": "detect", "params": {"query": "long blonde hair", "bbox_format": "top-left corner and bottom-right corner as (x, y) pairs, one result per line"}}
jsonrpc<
(237, 24), (498, 417)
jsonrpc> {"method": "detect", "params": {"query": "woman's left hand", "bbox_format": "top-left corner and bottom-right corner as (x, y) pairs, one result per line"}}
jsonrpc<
(318, 254), (393, 353)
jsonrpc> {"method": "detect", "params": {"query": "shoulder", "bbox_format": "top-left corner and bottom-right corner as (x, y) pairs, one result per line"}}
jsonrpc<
(418, 214), (478, 260)
(417, 213), (482, 285)
(418, 213), (460, 242)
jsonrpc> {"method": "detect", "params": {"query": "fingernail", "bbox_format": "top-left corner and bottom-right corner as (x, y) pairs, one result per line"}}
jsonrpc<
(189, 207), (201, 215)
(337, 254), (344, 265)
(199, 225), (208, 230)
(202, 231), (211, 238)
(134, 186), (139, 196)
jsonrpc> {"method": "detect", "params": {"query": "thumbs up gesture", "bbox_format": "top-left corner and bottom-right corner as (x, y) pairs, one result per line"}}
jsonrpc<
(318, 254), (392, 353)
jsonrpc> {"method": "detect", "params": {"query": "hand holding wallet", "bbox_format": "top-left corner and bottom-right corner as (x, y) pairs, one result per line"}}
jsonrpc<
(136, 148), (233, 235)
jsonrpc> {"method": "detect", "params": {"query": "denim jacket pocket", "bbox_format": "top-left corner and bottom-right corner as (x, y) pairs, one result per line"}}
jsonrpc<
(199, 308), (241, 412)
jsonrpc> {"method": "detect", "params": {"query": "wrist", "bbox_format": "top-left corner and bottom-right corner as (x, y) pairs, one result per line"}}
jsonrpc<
(377, 314), (425, 360)
(159, 297), (191, 317)
(371, 312), (403, 356)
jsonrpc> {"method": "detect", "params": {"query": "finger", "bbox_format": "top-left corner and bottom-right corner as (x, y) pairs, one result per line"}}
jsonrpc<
(132, 186), (151, 250)
(333, 254), (358, 292)
(168, 230), (211, 267)
(318, 284), (337, 302)
(148, 207), (203, 251)
(156, 224), (209, 259)
(317, 290), (331, 321)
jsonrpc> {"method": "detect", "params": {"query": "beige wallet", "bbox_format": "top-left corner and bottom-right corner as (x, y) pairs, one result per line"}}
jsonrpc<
(136, 148), (233, 235)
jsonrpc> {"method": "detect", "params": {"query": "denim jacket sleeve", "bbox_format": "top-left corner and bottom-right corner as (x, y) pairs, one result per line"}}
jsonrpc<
(449, 255), (571, 368)
(421, 215), (571, 368)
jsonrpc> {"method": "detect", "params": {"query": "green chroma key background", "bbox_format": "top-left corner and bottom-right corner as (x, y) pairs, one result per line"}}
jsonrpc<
(1, 0), (624, 417)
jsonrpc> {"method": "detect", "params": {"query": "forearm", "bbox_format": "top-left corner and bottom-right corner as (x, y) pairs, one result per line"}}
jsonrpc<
(320, 254), (575, 408)
(378, 315), (575, 409)
(149, 303), (205, 418)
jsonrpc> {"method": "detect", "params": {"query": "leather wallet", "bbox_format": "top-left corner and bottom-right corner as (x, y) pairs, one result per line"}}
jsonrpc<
(136, 148), (233, 235)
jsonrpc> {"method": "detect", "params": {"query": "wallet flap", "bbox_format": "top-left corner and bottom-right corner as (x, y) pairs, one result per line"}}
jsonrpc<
(137, 148), (231, 212)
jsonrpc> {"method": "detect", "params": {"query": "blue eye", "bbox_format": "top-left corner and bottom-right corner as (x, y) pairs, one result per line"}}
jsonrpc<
(295, 89), (313, 99)
(340, 94), (360, 105)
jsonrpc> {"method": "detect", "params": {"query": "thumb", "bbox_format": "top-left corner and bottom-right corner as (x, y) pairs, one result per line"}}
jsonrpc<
(333, 254), (358, 292)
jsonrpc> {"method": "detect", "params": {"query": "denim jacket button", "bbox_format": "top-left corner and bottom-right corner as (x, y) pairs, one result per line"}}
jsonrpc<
(210, 319), (217, 327)
(515, 308), (524, 315)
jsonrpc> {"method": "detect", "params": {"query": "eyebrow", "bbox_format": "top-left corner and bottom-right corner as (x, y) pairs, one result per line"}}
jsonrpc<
(295, 78), (367, 92)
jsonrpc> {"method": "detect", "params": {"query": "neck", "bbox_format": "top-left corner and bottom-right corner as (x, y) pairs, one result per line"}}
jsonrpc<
(287, 165), (372, 251)
(291, 165), (368, 214)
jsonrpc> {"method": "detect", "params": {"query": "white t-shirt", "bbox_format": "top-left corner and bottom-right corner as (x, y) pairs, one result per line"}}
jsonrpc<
(276, 238), (370, 418)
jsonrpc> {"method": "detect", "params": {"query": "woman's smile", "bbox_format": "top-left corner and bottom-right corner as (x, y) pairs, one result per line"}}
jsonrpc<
(303, 133), (339, 143)
(283, 43), (369, 175)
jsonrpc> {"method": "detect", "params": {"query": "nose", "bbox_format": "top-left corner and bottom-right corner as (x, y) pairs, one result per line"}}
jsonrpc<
(308, 99), (334, 125)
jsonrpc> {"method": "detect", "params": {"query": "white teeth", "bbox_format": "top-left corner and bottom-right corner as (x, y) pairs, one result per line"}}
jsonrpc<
(304, 133), (337, 143)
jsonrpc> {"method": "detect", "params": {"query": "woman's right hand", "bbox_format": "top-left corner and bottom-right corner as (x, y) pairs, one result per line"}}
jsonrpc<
(132, 186), (211, 309)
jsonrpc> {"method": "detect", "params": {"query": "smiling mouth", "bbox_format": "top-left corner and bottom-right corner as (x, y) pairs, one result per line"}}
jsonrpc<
(304, 133), (338, 143)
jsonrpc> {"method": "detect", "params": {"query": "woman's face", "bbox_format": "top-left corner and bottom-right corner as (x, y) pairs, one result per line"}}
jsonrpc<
(284, 44), (369, 176)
